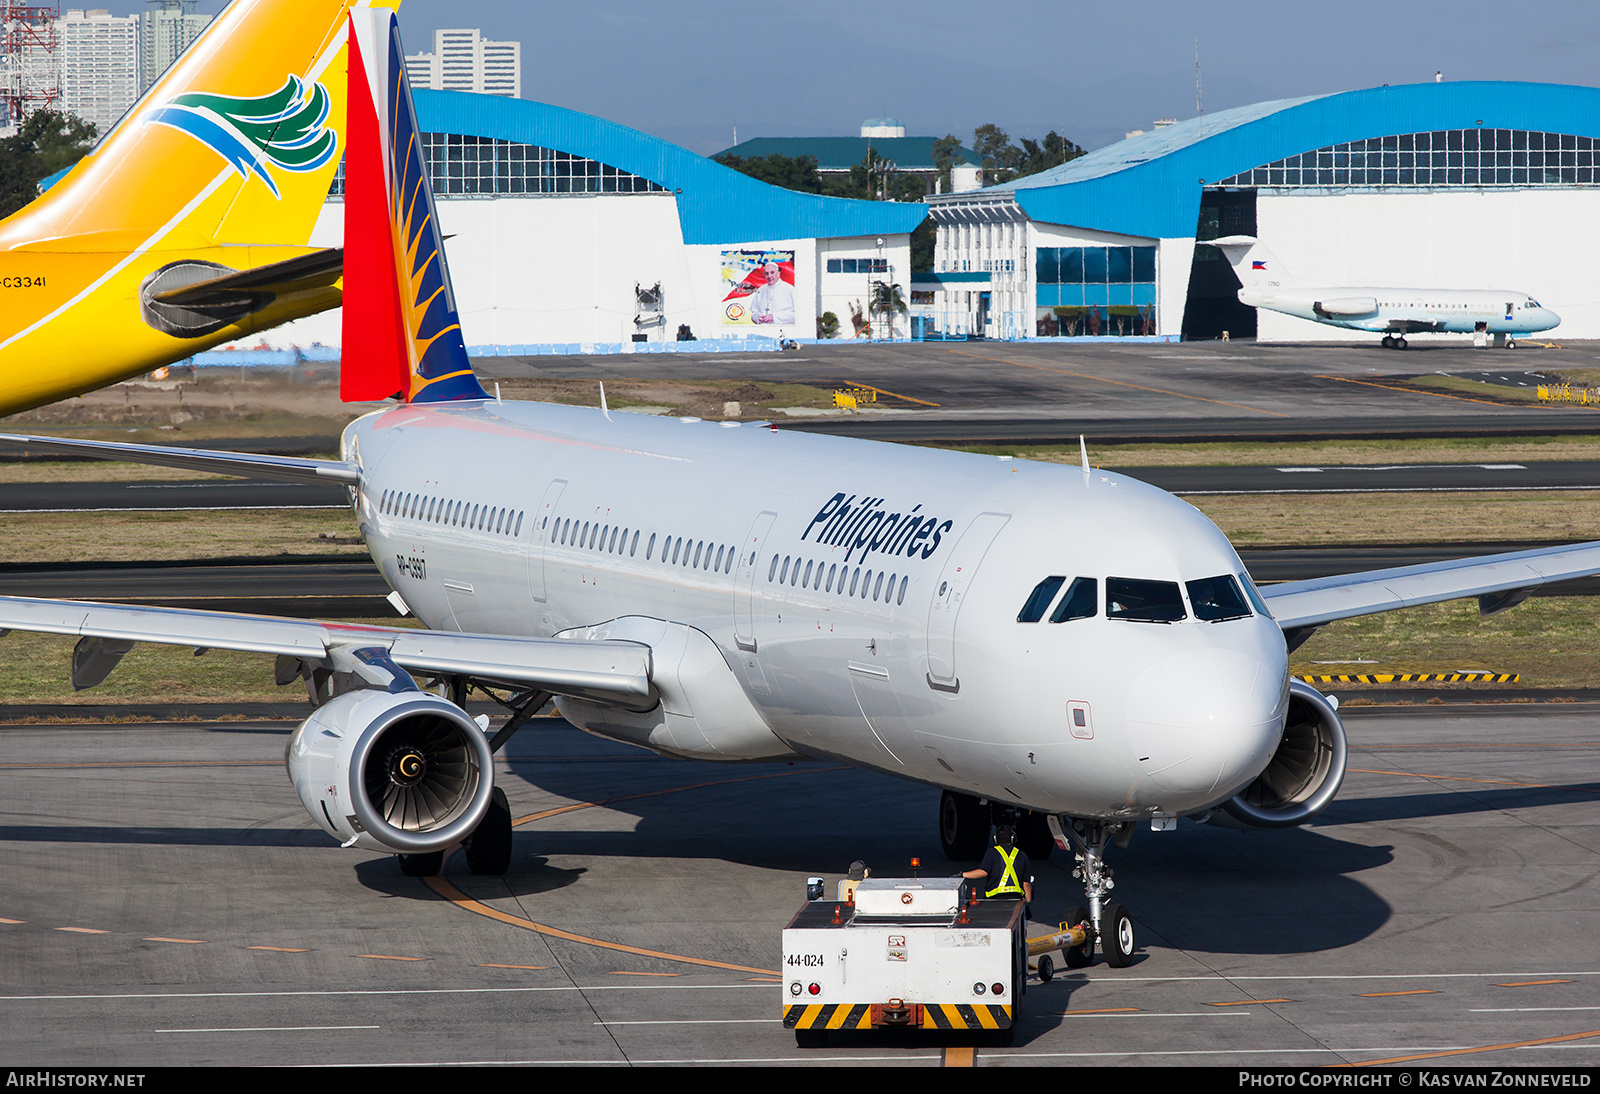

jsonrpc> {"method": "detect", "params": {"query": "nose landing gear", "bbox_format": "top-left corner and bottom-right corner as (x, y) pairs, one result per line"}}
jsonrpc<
(1055, 818), (1138, 968)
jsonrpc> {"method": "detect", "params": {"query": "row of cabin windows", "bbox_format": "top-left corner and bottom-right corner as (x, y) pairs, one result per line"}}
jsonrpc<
(1016, 574), (1260, 624)
(770, 553), (910, 606)
(553, 516), (738, 575)
(379, 489), (524, 537)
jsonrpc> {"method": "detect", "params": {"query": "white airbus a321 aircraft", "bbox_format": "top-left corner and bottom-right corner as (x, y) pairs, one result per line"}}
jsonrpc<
(1212, 235), (1560, 349)
(3, 12), (1600, 975)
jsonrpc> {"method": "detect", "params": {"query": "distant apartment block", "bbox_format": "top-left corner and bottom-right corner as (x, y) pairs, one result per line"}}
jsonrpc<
(60, 8), (139, 134)
(405, 28), (519, 98)
(139, 0), (209, 93)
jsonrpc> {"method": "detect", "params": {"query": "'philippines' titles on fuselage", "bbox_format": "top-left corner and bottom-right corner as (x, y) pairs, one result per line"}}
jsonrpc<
(802, 493), (954, 564)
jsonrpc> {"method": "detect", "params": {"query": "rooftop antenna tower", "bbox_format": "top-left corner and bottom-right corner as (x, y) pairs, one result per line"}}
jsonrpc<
(1195, 37), (1202, 114)
(0, 2), (61, 135)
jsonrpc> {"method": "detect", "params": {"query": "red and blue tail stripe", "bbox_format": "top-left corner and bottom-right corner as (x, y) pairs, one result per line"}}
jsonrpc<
(342, 10), (487, 404)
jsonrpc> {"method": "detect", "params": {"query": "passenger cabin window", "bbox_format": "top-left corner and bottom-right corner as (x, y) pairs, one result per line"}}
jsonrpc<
(1017, 576), (1066, 622)
(1106, 577), (1186, 623)
(1186, 575), (1252, 622)
(1049, 577), (1098, 623)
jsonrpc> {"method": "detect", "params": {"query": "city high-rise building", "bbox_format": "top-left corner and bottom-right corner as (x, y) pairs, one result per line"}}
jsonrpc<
(60, 7), (137, 134)
(405, 28), (519, 98)
(138, 0), (207, 94)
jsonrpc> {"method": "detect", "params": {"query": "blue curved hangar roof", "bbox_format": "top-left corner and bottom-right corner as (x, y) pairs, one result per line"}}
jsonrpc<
(413, 90), (928, 246)
(969, 81), (1600, 240)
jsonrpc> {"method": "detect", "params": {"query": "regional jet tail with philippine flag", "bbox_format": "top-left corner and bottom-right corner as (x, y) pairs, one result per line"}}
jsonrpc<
(3, 9), (1600, 987)
(0, 0), (400, 418)
(1211, 235), (1560, 349)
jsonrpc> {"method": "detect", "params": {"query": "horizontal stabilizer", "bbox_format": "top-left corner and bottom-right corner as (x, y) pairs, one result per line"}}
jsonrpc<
(0, 431), (359, 486)
(149, 248), (343, 305)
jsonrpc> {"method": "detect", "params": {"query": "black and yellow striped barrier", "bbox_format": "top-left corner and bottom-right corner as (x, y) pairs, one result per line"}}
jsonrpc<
(1295, 672), (1519, 684)
(783, 1001), (1012, 1031)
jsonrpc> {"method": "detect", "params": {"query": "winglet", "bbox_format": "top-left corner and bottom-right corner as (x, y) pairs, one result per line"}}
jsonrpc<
(1079, 434), (1090, 478)
(341, 9), (487, 404)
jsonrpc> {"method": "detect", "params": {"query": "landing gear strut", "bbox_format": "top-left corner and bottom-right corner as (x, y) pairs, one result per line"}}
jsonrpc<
(1059, 818), (1137, 968)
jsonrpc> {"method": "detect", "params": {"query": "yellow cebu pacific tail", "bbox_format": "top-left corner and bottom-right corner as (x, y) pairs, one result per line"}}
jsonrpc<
(0, 0), (400, 418)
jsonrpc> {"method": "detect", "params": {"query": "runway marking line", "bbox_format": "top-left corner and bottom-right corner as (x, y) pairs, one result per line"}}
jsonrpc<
(1349, 767), (1600, 796)
(425, 875), (779, 977)
(144, 937), (204, 944)
(1357, 989), (1437, 997)
(1210, 999), (1290, 1006)
(0, 918), (23, 924)
(844, 380), (941, 407)
(1060, 1007), (1141, 1014)
(1314, 373), (1547, 409)
(55, 927), (106, 934)
(609, 970), (681, 977)
(1344, 1027), (1600, 1067)
(943, 1045), (975, 1067)
(357, 953), (426, 961)
(946, 347), (1289, 417)
(1498, 979), (1574, 987)
(248, 946), (308, 953)
(477, 963), (549, 970)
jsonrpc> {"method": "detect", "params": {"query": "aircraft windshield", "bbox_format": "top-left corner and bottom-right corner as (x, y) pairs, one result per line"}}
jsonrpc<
(1186, 575), (1252, 622)
(1106, 577), (1186, 623)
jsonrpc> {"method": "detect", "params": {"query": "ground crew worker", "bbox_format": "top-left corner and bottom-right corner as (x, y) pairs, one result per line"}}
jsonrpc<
(961, 824), (1033, 907)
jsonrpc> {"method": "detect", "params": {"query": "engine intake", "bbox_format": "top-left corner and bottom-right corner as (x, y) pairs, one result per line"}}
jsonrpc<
(286, 689), (494, 854)
(1220, 679), (1346, 829)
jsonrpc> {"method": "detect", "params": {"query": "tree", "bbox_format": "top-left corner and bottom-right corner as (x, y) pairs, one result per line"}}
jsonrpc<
(869, 280), (907, 340)
(1015, 131), (1084, 181)
(932, 134), (963, 193)
(910, 219), (935, 273)
(972, 123), (1024, 184)
(0, 109), (97, 220)
(712, 152), (824, 194)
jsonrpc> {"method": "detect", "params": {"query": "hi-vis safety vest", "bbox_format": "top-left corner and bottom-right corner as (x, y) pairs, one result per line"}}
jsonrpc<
(986, 845), (1024, 898)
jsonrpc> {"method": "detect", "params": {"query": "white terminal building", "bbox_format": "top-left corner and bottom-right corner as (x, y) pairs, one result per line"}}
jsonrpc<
(268, 90), (922, 353)
(923, 80), (1600, 343)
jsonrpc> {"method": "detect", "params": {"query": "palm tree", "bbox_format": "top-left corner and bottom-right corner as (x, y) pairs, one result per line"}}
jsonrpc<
(869, 281), (907, 341)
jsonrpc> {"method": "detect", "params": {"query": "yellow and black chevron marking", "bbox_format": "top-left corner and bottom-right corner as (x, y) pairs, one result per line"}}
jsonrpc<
(783, 1002), (1012, 1030)
(923, 1002), (1012, 1030)
(784, 1003), (873, 1031)
(1295, 672), (1519, 684)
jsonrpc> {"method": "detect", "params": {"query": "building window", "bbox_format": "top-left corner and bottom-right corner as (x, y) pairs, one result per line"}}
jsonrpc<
(1218, 129), (1598, 189)
(328, 133), (667, 198)
(826, 258), (890, 274)
(1034, 246), (1157, 337)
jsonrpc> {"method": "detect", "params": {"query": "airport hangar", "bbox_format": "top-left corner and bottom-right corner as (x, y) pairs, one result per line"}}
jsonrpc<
(922, 81), (1600, 343)
(268, 90), (927, 353)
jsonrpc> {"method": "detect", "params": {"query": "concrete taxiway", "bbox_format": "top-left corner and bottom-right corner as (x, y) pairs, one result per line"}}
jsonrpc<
(0, 706), (1595, 1067)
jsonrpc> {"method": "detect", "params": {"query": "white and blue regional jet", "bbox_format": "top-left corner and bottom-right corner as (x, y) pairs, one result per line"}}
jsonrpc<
(3, 12), (1600, 974)
(1212, 235), (1561, 349)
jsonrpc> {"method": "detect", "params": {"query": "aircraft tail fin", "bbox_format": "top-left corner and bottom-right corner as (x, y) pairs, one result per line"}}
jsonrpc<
(1209, 235), (1291, 290)
(0, 1), (391, 252)
(341, 9), (488, 404)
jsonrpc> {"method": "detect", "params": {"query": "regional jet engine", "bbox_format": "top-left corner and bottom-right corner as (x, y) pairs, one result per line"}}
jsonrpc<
(1218, 679), (1347, 828)
(285, 688), (495, 854)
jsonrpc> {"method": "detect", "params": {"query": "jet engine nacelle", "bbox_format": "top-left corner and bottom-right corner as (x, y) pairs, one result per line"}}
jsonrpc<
(285, 688), (495, 854)
(1216, 679), (1347, 829)
(1312, 296), (1378, 318)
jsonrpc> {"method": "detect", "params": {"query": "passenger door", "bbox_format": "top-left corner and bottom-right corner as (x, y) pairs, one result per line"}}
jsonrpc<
(925, 512), (1010, 692)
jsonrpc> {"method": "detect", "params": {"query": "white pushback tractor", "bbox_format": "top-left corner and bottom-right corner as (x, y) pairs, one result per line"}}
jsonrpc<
(782, 871), (1090, 1047)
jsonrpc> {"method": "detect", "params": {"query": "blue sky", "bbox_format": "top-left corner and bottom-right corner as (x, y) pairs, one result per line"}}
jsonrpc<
(106, 1), (1600, 154)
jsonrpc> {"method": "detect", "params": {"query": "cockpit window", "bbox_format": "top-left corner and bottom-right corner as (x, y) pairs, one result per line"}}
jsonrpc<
(1106, 577), (1186, 623)
(1238, 571), (1274, 620)
(1017, 576), (1066, 622)
(1186, 575), (1252, 622)
(1049, 577), (1098, 623)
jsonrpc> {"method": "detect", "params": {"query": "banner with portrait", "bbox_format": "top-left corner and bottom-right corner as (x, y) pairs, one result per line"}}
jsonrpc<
(721, 249), (796, 327)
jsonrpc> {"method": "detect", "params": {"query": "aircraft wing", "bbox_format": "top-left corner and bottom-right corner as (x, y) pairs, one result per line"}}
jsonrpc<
(1260, 540), (1600, 633)
(0, 432), (359, 486)
(0, 596), (654, 701)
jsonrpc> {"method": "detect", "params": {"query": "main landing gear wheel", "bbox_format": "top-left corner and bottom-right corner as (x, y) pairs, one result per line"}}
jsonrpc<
(396, 849), (444, 877)
(1102, 903), (1136, 968)
(1016, 810), (1054, 860)
(1381, 335), (1394, 348)
(464, 786), (512, 875)
(939, 790), (990, 861)
(1063, 906), (1093, 968)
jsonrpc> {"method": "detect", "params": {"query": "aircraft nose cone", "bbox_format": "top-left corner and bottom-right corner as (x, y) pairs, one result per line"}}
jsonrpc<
(1125, 646), (1287, 802)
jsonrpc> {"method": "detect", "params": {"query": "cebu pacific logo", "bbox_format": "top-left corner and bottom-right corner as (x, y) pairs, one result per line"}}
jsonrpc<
(146, 74), (338, 199)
